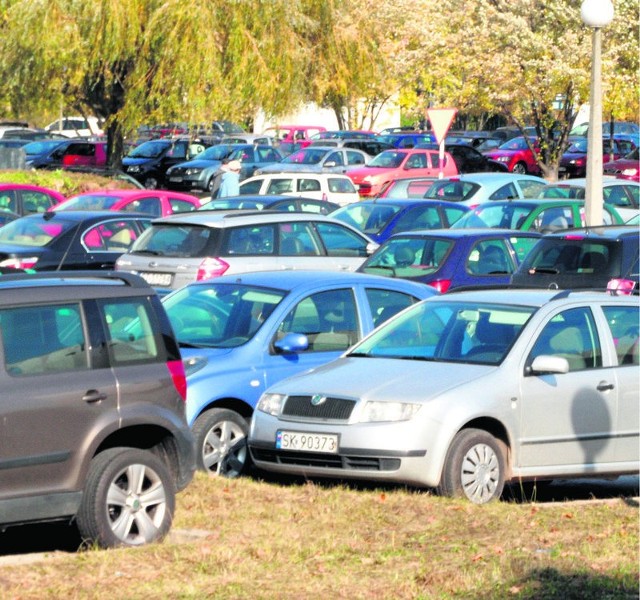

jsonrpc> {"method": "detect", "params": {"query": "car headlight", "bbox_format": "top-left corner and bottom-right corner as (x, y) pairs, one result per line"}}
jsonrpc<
(496, 156), (510, 163)
(256, 393), (287, 416)
(622, 167), (638, 176)
(358, 401), (421, 423)
(127, 165), (141, 173)
(185, 167), (203, 176)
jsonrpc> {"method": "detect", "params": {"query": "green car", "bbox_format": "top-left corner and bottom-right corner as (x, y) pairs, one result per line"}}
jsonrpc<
(451, 199), (623, 234)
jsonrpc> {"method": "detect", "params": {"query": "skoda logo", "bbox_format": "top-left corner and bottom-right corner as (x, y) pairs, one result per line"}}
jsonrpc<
(311, 394), (327, 406)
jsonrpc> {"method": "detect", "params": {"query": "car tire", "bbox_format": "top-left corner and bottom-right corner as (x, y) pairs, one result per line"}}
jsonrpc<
(76, 447), (175, 548)
(143, 176), (159, 189)
(192, 408), (250, 477)
(437, 428), (506, 504)
(512, 162), (528, 174)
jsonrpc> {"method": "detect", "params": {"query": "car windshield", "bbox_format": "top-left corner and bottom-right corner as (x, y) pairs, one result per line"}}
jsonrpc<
(566, 139), (588, 153)
(539, 186), (584, 199)
(350, 300), (534, 365)
(367, 151), (406, 168)
(331, 203), (401, 234)
(282, 148), (326, 165)
(58, 194), (122, 210)
(197, 145), (233, 161)
(0, 215), (75, 246)
(162, 283), (286, 348)
(361, 236), (453, 278)
(424, 180), (479, 201)
(452, 204), (532, 229)
(23, 140), (66, 156)
(520, 239), (618, 276)
(130, 224), (212, 257)
(498, 137), (531, 151)
(127, 140), (169, 158)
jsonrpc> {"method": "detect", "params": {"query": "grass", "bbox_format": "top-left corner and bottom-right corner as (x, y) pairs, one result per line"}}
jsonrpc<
(0, 473), (637, 599)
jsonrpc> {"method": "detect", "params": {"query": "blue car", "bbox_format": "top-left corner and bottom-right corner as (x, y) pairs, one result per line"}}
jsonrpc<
(330, 198), (470, 243)
(358, 228), (541, 292)
(161, 270), (436, 475)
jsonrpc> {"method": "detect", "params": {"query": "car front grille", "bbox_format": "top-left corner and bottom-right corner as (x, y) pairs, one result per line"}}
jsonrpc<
(250, 448), (401, 471)
(282, 395), (356, 420)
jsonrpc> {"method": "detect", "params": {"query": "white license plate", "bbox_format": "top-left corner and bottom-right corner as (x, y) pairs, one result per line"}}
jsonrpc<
(276, 430), (338, 453)
(139, 272), (173, 287)
(169, 176), (183, 182)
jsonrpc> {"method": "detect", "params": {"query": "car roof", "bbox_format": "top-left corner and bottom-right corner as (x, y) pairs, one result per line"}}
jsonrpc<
(436, 173), (545, 184)
(67, 189), (200, 200)
(388, 228), (540, 240)
(542, 225), (639, 239)
(152, 210), (348, 227)
(341, 198), (468, 209)
(546, 177), (639, 188)
(25, 210), (150, 222)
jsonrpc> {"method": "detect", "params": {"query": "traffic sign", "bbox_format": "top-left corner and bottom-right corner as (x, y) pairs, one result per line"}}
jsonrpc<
(427, 108), (458, 145)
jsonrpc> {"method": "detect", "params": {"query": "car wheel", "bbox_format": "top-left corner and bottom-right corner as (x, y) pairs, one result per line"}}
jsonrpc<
(192, 408), (250, 477)
(143, 176), (159, 189)
(512, 162), (527, 174)
(76, 447), (175, 548)
(437, 428), (506, 504)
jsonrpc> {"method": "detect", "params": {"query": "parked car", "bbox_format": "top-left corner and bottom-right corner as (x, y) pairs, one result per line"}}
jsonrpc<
(346, 148), (459, 198)
(44, 115), (104, 138)
(538, 177), (639, 221)
(162, 270), (436, 475)
(0, 271), (195, 547)
(559, 137), (627, 178)
(122, 138), (210, 189)
(571, 121), (640, 147)
(261, 125), (327, 147)
(254, 146), (370, 175)
(29, 139), (107, 170)
(115, 211), (376, 291)
(307, 138), (393, 157)
(358, 229), (540, 292)
(54, 189), (202, 217)
(445, 131), (495, 148)
(225, 143), (286, 180)
(483, 136), (541, 175)
(417, 143), (508, 174)
(331, 198), (470, 243)
(163, 143), (238, 192)
(312, 130), (376, 140)
(375, 177), (437, 199)
(374, 132), (435, 148)
(0, 211), (151, 271)
(238, 172), (360, 206)
(248, 289), (639, 503)
(603, 147), (640, 182)
(0, 183), (65, 216)
(423, 173), (548, 207)
(199, 194), (340, 214)
(220, 134), (276, 146)
(511, 225), (639, 292)
(451, 199), (624, 233)
(22, 139), (70, 167)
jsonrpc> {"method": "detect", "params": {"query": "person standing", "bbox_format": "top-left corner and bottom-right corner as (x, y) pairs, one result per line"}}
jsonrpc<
(218, 160), (242, 197)
(209, 158), (230, 200)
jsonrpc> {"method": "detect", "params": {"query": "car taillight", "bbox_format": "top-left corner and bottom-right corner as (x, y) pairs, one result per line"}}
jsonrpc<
(196, 257), (229, 280)
(607, 278), (637, 295)
(427, 279), (451, 293)
(166, 359), (187, 402)
(0, 257), (38, 269)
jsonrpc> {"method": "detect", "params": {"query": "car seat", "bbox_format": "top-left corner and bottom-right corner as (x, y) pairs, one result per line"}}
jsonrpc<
(394, 245), (415, 267)
(281, 237), (306, 256)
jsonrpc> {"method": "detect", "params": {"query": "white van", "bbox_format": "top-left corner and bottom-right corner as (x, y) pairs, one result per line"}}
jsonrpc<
(238, 172), (360, 206)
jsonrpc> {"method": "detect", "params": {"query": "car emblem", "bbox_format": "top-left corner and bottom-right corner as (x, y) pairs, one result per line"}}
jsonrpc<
(310, 394), (327, 406)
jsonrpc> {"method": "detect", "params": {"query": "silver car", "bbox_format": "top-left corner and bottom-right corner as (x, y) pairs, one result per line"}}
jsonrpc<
(249, 289), (639, 504)
(115, 211), (377, 291)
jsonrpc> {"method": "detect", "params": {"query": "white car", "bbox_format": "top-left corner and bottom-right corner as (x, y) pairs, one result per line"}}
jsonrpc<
(238, 172), (360, 206)
(44, 116), (104, 138)
(249, 289), (639, 504)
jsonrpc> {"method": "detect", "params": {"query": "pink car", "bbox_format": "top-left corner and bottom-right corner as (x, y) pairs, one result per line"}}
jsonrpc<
(483, 136), (541, 175)
(262, 125), (327, 148)
(52, 189), (202, 217)
(0, 183), (66, 216)
(346, 148), (458, 197)
(603, 148), (640, 182)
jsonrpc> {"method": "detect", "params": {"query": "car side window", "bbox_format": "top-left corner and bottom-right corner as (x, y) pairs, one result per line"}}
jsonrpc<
(444, 206), (468, 226)
(602, 305), (639, 366)
(518, 180), (547, 199)
(276, 289), (358, 352)
(239, 179), (263, 194)
(602, 186), (631, 208)
(22, 191), (55, 213)
(533, 207), (574, 232)
(130, 197), (162, 216)
(169, 198), (197, 213)
(366, 288), (418, 327)
(467, 240), (512, 275)
(0, 191), (17, 213)
(278, 222), (321, 256)
(527, 307), (602, 371)
(489, 183), (518, 201)
(266, 178), (294, 194)
(226, 225), (274, 255)
(326, 151), (344, 166)
(99, 299), (160, 365)
(346, 150), (365, 165)
(313, 222), (368, 257)
(0, 304), (87, 375)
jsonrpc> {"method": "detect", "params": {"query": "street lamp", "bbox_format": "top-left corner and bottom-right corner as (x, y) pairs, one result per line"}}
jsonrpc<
(581, 0), (614, 226)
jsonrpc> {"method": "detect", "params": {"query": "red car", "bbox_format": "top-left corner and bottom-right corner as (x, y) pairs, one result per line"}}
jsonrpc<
(52, 189), (202, 217)
(603, 148), (640, 182)
(261, 125), (327, 148)
(345, 148), (458, 197)
(483, 136), (541, 175)
(60, 141), (108, 168)
(0, 183), (66, 216)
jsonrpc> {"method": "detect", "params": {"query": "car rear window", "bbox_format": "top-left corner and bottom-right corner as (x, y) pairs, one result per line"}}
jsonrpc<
(131, 224), (215, 257)
(524, 240), (619, 276)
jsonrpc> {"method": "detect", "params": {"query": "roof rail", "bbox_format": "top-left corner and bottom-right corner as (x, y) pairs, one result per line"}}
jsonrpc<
(0, 270), (150, 288)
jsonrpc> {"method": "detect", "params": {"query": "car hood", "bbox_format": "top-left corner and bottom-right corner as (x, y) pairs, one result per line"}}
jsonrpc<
(122, 156), (154, 166)
(172, 159), (220, 169)
(271, 355), (492, 402)
(345, 166), (394, 183)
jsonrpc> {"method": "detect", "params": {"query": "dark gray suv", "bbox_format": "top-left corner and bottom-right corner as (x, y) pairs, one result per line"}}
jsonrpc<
(0, 271), (196, 548)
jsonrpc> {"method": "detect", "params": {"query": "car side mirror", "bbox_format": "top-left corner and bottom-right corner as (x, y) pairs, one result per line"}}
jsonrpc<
(274, 332), (309, 354)
(527, 354), (569, 375)
(366, 242), (379, 256)
(324, 161), (336, 168)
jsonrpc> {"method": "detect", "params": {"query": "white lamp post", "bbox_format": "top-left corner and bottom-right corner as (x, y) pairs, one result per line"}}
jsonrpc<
(581, 0), (614, 226)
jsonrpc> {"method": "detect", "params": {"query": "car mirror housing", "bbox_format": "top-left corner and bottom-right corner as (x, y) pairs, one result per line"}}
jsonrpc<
(528, 354), (570, 375)
(274, 332), (309, 354)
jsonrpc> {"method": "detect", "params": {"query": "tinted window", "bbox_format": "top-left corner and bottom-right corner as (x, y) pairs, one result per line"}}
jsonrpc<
(366, 288), (417, 327)
(133, 225), (213, 257)
(224, 224), (275, 255)
(602, 305), (639, 366)
(314, 222), (368, 256)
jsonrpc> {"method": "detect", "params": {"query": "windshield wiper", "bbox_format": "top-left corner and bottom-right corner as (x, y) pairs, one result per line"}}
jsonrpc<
(132, 249), (162, 256)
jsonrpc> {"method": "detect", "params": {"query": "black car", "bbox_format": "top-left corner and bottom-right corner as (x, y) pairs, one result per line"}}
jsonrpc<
(510, 225), (639, 293)
(0, 271), (195, 548)
(417, 143), (508, 173)
(198, 194), (340, 214)
(122, 137), (212, 189)
(0, 210), (151, 271)
(23, 138), (73, 168)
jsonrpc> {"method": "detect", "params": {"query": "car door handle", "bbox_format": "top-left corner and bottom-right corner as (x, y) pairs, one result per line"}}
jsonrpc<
(596, 381), (614, 392)
(83, 390), (108, 403)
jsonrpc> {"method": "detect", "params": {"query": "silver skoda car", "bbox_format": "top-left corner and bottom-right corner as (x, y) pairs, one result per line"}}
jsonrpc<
(249, 289), (639, 503)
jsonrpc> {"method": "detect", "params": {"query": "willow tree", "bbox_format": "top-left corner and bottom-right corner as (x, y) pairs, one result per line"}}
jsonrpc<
(0, 0), (306, 166)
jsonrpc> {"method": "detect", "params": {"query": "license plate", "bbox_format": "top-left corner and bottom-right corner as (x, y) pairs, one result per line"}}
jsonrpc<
(139, 272), (173, 287)
(276, 430), (338, 453)
(169, 176), (183, 182)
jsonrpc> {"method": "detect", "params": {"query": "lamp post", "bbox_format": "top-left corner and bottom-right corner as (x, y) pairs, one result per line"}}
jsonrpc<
(581, 0), (614, 226)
